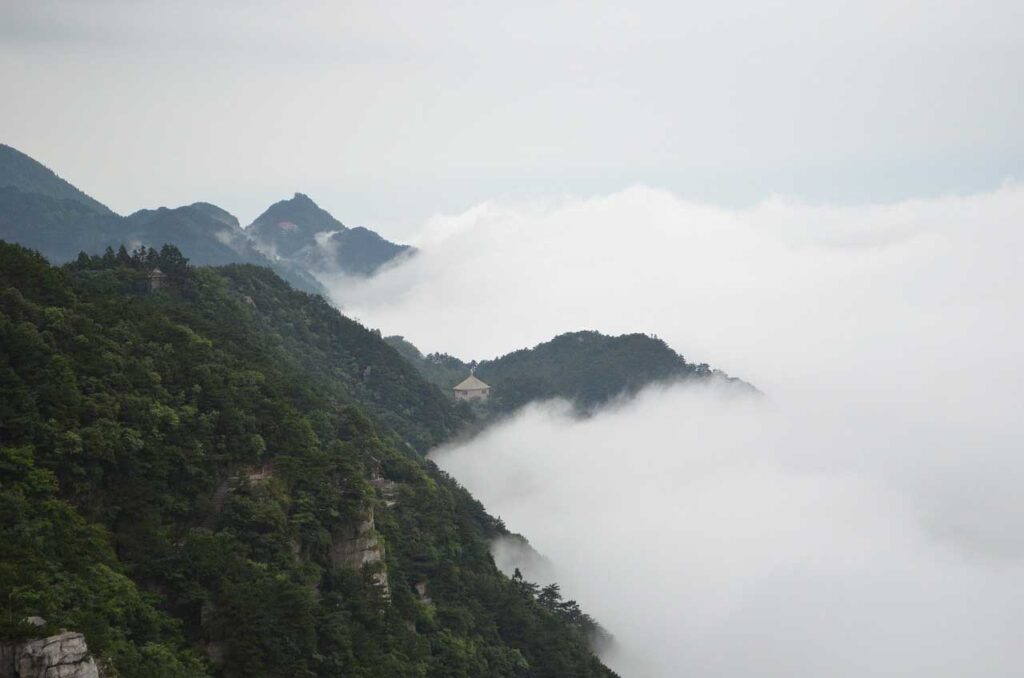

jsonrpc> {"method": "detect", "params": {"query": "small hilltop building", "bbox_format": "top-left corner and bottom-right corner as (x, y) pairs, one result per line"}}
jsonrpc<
(147, 268), (167, 292)
(453, 373), (490, 402)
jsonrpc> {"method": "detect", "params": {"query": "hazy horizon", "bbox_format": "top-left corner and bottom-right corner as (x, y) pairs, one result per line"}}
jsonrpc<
(3, 1), (1022, 238)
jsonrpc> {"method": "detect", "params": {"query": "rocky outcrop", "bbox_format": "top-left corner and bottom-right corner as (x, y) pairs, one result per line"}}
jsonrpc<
(371, 477), (399, 508)
(414, 580), (432, 605)
(331, 508), (390, 597)
(368, 457), (400, 508)
(0, 630), (99, 678)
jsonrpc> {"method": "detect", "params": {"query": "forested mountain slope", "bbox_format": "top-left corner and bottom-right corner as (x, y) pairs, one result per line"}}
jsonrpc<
(0, 185), (124, 262)
(388, 330), (751, 415)
(122, 203), (326, 295)
(0, 241), (615, 678)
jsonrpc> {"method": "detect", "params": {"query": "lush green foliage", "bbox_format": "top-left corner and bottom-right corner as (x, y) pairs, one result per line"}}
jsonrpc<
(475, 331), (720, 413)
(0, 242), (614, 677)
(386, 336), (474, 395)
(389, 330), (747, 416)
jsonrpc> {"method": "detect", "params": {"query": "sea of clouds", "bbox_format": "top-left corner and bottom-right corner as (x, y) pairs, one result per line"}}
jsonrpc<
(325, 185), (1024, 677)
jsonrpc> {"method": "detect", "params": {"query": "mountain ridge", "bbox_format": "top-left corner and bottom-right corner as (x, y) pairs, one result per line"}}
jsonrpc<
(247, 192), (414, 277)
(387, 330), (754, 416)
(0, 145), (411, 288)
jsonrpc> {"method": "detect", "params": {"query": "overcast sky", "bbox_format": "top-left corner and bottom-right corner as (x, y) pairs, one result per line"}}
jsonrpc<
(2, 0), (1023, 236)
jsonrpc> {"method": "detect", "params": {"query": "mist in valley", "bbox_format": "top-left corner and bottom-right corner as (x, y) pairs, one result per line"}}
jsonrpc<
(327, 185), (1024, 676)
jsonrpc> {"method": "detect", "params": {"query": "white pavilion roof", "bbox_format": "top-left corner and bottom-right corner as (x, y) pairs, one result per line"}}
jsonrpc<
(453, 374), (490, 391)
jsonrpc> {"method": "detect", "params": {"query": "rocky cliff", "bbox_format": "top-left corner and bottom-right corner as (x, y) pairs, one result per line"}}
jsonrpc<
(1, 621), (100, 678)
(331, 508), (390, 597)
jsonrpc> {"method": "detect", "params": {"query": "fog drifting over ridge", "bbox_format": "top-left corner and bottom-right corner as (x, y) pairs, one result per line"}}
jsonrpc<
(325, 186), (1024, 676)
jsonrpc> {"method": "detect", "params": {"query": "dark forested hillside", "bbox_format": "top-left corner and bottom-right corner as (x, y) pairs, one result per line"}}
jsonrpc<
(388, 330), (750, 415)
(387, 335), (473, 392)
(209, 263), (467, 453)
(326, 226), (411, 277)
(0, 182), (326, 295)
(122, 203), (326, 294)
(0, 185), (124, 262)
(0, 241), (615, 678)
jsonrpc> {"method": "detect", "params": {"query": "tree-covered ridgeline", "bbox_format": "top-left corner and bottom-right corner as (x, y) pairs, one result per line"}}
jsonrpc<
(0, 241), (615, 677)
(387, 330), (751, 417)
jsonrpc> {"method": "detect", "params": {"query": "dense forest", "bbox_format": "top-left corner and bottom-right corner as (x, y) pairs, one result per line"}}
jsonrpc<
(387, 331), (749, 416)
(0, 241), (615, 677)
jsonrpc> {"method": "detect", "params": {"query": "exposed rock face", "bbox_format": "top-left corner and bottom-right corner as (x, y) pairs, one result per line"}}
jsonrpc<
(414, 580), (432, 605)
(371, 477), (399, 508)
(1, 632), (99, 678)
(368, 458), (400, 508)
(331, 508), (390, 597)
(0, 646), (12, 677)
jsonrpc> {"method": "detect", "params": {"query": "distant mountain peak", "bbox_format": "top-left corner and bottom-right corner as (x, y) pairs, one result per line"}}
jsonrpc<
(247, 193), (412, 277)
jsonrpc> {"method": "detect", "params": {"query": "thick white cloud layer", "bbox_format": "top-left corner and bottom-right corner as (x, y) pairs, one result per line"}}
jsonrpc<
(330, 184), (1024, 400)
(435, 387), (1024, 677)
(330, 185), (1024, 676)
